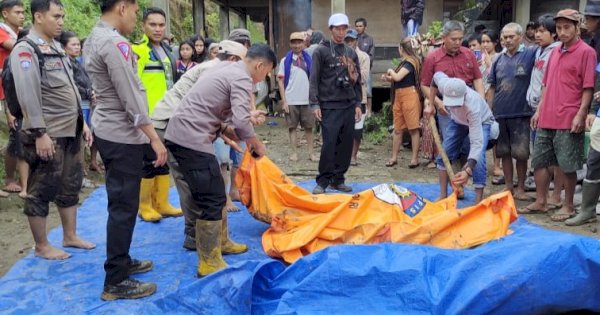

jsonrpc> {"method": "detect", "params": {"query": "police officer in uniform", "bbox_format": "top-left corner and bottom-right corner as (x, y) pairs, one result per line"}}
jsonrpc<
(84, 0), (167, 300)
(11, 0), (95, 261)
(131, 6), (181, 222)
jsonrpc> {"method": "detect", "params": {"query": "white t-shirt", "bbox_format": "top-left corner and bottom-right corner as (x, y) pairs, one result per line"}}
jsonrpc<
(277, 54), (310, 105)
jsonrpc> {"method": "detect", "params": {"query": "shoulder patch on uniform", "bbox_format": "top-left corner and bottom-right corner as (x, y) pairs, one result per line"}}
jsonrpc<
(18, 51), (32, 70)
(116, 41), (131, 61)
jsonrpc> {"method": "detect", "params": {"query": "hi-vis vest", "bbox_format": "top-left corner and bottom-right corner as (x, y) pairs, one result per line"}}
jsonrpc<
(132, 34), (175, 114)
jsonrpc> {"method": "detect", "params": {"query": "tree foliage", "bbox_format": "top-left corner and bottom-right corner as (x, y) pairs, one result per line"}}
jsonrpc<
(18, 0), (265, 44)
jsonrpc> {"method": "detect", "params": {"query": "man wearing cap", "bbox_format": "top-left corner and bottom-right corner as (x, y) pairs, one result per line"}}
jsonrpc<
(424, 72), (495, 203)
(228, 28), (251, 48)
(345, 29), (370, 165)
(486, 22), (537, 201)
(165, 44), (275, 277)
(584, 0), (600, 58)
(226, 28), (253, 206)
(310, 13), (362, 194)
(151, 40), (248, 251)
(527, 9), (597, 223)
(277, 32), (316, 162)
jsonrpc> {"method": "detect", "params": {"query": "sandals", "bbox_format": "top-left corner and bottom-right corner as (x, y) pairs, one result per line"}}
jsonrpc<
(550, 212), (575, 222)
(517, 205), (548, 214)
(408, 163), (419, 169)
(386, 160), (398, 167)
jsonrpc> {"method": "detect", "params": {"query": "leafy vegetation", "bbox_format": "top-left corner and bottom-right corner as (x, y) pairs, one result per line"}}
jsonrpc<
(17, 0), (264, 44)
(364, 102), (393, 145)
(427, 21), (444, 39)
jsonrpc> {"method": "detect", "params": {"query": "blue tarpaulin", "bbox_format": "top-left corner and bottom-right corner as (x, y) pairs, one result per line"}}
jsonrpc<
(0, 182), (599, 314)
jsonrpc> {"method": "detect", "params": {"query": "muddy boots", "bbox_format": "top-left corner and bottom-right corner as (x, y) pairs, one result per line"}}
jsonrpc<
(566, 181), (600, 226)
(139, 178), (162, 222)
(196, 219), (228, 277)
(221, 208), (248, 254)
(153, 174), (183, 217)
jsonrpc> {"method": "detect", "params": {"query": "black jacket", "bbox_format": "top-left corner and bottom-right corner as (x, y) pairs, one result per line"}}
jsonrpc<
(309, 40), (362, 109)
(71, 57), (92, 101)
(401, 0), (425, 25)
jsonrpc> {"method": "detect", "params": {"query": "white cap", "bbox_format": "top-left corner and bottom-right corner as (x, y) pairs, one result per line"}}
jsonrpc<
(433, 72), (466, 107)
(328, 13), (349, 27)
(218, 40), (247, 58)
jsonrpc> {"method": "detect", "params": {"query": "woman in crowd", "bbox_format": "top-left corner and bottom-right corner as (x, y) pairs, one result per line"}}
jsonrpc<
(384, 37), (422, 168)
(175, 40), (198, 80)
(59, 31), (101, 174)
(190, 35), (207, 63)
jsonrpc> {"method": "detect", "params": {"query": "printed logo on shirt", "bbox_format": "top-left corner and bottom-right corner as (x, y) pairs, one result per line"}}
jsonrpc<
(18, 51), (32, 71)
(116, 41), (131, 61)
(535, 58), (545, 70)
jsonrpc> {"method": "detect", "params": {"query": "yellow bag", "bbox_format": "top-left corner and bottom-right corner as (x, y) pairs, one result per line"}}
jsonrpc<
(236, 152), (518, 263)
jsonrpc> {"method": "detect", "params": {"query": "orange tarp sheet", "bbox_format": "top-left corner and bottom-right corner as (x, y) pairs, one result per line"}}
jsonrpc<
(236, 152), (518, 263)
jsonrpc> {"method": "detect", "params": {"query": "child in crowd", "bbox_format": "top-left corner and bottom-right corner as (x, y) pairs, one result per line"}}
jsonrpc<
(176, 40), (198, 80)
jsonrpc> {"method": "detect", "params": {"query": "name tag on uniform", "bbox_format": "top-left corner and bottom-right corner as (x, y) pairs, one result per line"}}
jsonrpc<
(44, 60), (63, 70)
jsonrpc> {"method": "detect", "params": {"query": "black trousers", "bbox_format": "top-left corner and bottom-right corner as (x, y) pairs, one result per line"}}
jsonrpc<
(95, 135), (145, 286)
(316, 107), (355, 188)
(142, 143), (170, 178)
(166, 141), (225, 221)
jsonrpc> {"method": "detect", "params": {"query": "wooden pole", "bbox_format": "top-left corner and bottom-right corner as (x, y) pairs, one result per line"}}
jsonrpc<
(428, 116), (465, 198)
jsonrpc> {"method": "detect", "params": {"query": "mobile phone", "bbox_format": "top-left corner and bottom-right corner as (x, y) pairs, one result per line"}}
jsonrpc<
(473, 49), (482, 60)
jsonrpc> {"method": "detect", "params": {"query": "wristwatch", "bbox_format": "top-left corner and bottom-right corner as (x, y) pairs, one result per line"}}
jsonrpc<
(29, 128), (47, 138)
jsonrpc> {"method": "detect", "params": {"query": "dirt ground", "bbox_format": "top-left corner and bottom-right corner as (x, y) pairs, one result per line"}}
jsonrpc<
(0, 115), (598, 277)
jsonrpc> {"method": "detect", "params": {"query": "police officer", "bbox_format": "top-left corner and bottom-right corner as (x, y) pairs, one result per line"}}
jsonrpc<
(131, 6), (181, 222)
(84, 0), (167, 301)
(151, 40), (248, 251)
(11, 0), (95, 260)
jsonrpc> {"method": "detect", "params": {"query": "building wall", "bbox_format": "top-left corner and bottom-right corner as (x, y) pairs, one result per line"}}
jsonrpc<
(311, 0), (412, 45)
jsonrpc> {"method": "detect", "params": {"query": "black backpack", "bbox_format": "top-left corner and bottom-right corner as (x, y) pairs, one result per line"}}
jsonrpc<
(2, 38), (45, 119)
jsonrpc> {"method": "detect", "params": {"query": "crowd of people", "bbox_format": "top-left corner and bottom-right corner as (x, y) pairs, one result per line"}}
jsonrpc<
(2, 0), (600, 303)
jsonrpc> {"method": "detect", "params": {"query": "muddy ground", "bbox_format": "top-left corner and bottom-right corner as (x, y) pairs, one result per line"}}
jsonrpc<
(0, 115), (598, 277)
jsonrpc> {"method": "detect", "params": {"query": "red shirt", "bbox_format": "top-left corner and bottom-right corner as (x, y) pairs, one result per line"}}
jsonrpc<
(539, 39), (597, 130)
(0, 28), (12, 100)
(421, 45), (482, 87)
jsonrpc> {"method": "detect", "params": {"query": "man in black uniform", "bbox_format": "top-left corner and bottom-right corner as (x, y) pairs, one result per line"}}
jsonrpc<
(310, 13), (362, 194)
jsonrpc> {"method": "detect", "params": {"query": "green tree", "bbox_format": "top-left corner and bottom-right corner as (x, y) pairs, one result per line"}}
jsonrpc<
(19, 0), (150, 40)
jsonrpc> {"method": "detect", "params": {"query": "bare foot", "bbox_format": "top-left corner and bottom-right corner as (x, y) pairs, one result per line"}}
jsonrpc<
(89, 163), (105, 172)
(0, 190), (8, 198)
(225, 200), (240, 212)
(18, 191), (27, 199)
(289, 153), (298, 161)
(493, 168), (503, 177)
(230, 190), (240, 202)
(550, 206), (575, 222)
(309, 154), (319, 162)
(513, 190), (535, 201)
(517, 201), (548, 214)
(35, 244), (71, 260)
(63, 237), (96, 250)
(547, 195), (562, 209)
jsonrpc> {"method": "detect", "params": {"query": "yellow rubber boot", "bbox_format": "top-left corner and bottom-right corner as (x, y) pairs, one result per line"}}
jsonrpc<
(153, 174), (183, 217)
(139, 178), (162, 222)
(196, 219), (228, 277)
(221, 207), (248, 254)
